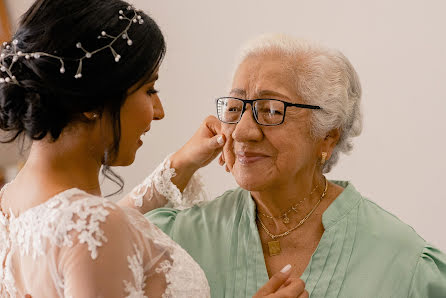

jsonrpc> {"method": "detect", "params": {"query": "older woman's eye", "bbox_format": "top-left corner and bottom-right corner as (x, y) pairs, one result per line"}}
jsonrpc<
(224, 103), (242, 112)
(271, 109), (283, 115)
(228, 106), (241, 112)
(259, 108), (283, 116)
(256, 108), (284, 124)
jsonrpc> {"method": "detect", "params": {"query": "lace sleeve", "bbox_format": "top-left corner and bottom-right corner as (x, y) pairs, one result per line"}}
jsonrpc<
(2, 190), (209, 297)
(59, 206), (172, 298)
(118, 154), (210, 213)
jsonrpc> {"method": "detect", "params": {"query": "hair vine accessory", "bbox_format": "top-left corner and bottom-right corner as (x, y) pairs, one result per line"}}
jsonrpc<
(0, 5), (144, 85)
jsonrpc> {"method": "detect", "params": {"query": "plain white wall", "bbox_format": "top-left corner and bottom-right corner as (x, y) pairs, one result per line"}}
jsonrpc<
(4, 0), (446, 251)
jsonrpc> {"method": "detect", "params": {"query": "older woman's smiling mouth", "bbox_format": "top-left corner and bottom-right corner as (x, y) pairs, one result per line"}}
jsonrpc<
(235, 151), (269, 165)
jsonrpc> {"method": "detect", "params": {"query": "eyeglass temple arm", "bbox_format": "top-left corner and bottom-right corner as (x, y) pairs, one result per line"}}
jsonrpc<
(288, 102), (322, 110)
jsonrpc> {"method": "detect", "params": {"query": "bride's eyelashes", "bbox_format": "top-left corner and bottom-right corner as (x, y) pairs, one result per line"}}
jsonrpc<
(147, 89), (159, 96)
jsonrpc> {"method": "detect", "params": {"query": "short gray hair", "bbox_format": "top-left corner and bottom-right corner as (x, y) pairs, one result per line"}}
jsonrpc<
(233, 34), (363, 173)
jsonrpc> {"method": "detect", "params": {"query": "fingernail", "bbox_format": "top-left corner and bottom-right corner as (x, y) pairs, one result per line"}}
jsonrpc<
(217, 135), (224, 145)
(280, 264), (292, 273)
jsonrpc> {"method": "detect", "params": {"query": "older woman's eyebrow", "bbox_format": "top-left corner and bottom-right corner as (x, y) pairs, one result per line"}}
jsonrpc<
(229, 89), (291, 100)
(229, 88), (246, 97)
(257, 90), (290, 100)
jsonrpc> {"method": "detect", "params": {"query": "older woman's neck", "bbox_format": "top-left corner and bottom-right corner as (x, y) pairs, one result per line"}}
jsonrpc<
(251, 171), (325, 218)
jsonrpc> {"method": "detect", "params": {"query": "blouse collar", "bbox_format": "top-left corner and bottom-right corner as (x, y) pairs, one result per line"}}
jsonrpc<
(245, 180), (362, 229)
(321, 181), (362, 229)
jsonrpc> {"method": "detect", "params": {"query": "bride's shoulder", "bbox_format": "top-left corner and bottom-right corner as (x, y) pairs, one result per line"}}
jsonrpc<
(10, 188), (130, 259)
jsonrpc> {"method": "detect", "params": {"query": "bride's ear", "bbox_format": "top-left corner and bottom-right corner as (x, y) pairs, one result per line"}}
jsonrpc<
(83, 112), (99, 121)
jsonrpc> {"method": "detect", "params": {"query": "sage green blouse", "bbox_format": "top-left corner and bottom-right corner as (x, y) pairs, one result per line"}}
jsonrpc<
(146, 181), (446, 297)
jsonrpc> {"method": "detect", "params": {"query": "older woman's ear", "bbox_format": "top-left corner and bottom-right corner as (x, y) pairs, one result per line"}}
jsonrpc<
(321, 128), (341, 159)
(325, 127), (341, 140)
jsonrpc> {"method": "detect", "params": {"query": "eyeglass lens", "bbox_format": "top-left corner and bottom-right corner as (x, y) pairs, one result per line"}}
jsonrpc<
(217, 98), (285, 125)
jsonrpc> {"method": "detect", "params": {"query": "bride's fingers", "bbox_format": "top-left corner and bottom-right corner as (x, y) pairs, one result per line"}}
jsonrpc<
(204, 115), (221, 136)
(219, 153), (225, 166)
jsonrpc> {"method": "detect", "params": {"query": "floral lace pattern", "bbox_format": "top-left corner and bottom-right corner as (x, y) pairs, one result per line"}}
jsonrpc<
(0, 183), (210, 297)
(8, 189), (115, 260)
(124, 244), (148, 298)
(0, 205), (15, 297)
(151, 222), (211, 297)
(128, 154), (210, 210)
(124, 207), (211, 298)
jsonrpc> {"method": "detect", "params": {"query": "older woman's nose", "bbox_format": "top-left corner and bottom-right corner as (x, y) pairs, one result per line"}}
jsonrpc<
(231, 104), (263, 142)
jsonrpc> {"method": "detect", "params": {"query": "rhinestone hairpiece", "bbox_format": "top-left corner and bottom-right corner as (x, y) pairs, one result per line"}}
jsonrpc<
(0, 6), (144, 85)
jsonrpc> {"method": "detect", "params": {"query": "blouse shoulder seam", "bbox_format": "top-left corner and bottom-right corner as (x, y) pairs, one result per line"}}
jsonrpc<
(194, 187), (243, 210)
(361, 198), (426, 243)
(406, 240), (428, 297)
(324, 196), (363, 230)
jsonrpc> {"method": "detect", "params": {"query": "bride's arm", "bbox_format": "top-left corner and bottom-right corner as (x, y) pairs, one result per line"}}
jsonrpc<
(60, 206), (172, 297)
(117, 116), (225, 214)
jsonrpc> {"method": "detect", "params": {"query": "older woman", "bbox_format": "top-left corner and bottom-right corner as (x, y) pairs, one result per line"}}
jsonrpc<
(145, 35), (446, 297)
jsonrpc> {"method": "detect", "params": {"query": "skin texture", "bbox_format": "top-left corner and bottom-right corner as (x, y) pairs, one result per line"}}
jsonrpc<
(221, 52), (344, 279)
(113, 73), (165, 166)
(0, 72), (164, 215)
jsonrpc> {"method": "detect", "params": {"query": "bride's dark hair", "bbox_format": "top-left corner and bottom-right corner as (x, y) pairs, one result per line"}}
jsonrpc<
(0, 0), (166, 194)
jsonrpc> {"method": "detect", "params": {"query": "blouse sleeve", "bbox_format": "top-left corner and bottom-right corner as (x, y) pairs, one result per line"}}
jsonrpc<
(144, 207), (180, 238)
(409, 243), (446, 297)
(118, 154), (209, 214)
(58, 206), (171, 298)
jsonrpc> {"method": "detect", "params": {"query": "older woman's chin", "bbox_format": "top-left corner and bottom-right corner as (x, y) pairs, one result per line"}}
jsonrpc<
(232, 172), (271, 192)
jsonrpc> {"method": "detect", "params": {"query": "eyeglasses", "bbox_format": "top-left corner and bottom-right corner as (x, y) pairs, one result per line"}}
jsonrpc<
(216, 97), (322, 126)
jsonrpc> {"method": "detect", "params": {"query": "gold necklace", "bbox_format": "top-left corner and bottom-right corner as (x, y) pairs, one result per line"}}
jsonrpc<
(258, 181), (320, 224)
(257, 177), (328, 257)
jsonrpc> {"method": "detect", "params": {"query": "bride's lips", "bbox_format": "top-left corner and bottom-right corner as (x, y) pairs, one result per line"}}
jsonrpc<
(138, 127), (151, 146)
(235, 151), (269, 165)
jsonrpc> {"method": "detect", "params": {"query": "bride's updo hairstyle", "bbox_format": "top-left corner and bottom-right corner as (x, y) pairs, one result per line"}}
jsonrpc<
(0, 0), (165, 192)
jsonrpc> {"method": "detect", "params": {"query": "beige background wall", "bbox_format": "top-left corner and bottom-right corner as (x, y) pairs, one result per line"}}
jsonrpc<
(3, 0), (446, 251)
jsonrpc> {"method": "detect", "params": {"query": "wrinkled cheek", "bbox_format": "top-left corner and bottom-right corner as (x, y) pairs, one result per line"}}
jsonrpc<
(222, 125), (236, 171)
(223, 143), (235, 171)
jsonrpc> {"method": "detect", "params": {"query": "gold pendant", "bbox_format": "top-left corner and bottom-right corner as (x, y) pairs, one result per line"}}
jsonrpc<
(268, 240), (281, 256)
(282, 215), (290, 224)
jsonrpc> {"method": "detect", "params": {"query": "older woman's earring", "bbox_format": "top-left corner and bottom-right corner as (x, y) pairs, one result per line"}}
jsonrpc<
(321, 152), (327, 165)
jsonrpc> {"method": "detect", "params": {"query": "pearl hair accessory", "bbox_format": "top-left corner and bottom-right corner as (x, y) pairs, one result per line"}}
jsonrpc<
(0, 6), (144, 85)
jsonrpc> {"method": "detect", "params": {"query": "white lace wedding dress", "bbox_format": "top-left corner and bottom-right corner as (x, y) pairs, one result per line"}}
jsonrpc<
(0, 157), (211, 297)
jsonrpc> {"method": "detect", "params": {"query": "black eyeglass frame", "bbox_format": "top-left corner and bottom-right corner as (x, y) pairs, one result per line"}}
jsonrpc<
(216, 97), (322, 126)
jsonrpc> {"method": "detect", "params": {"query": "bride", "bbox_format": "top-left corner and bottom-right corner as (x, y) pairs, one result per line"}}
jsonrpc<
(0, 0), (306, 297)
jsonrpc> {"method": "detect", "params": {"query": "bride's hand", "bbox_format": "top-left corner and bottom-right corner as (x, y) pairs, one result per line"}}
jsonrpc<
(253, 265), (308, 298)
(171, 115), (225, 173)
(118, 116), (224, 212)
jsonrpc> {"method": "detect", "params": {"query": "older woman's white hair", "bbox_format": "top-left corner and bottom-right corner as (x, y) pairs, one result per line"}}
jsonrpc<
(233, 34), (363, 172)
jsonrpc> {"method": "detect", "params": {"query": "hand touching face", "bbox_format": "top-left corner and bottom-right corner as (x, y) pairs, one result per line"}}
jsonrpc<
(219, 54), (325, 191)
